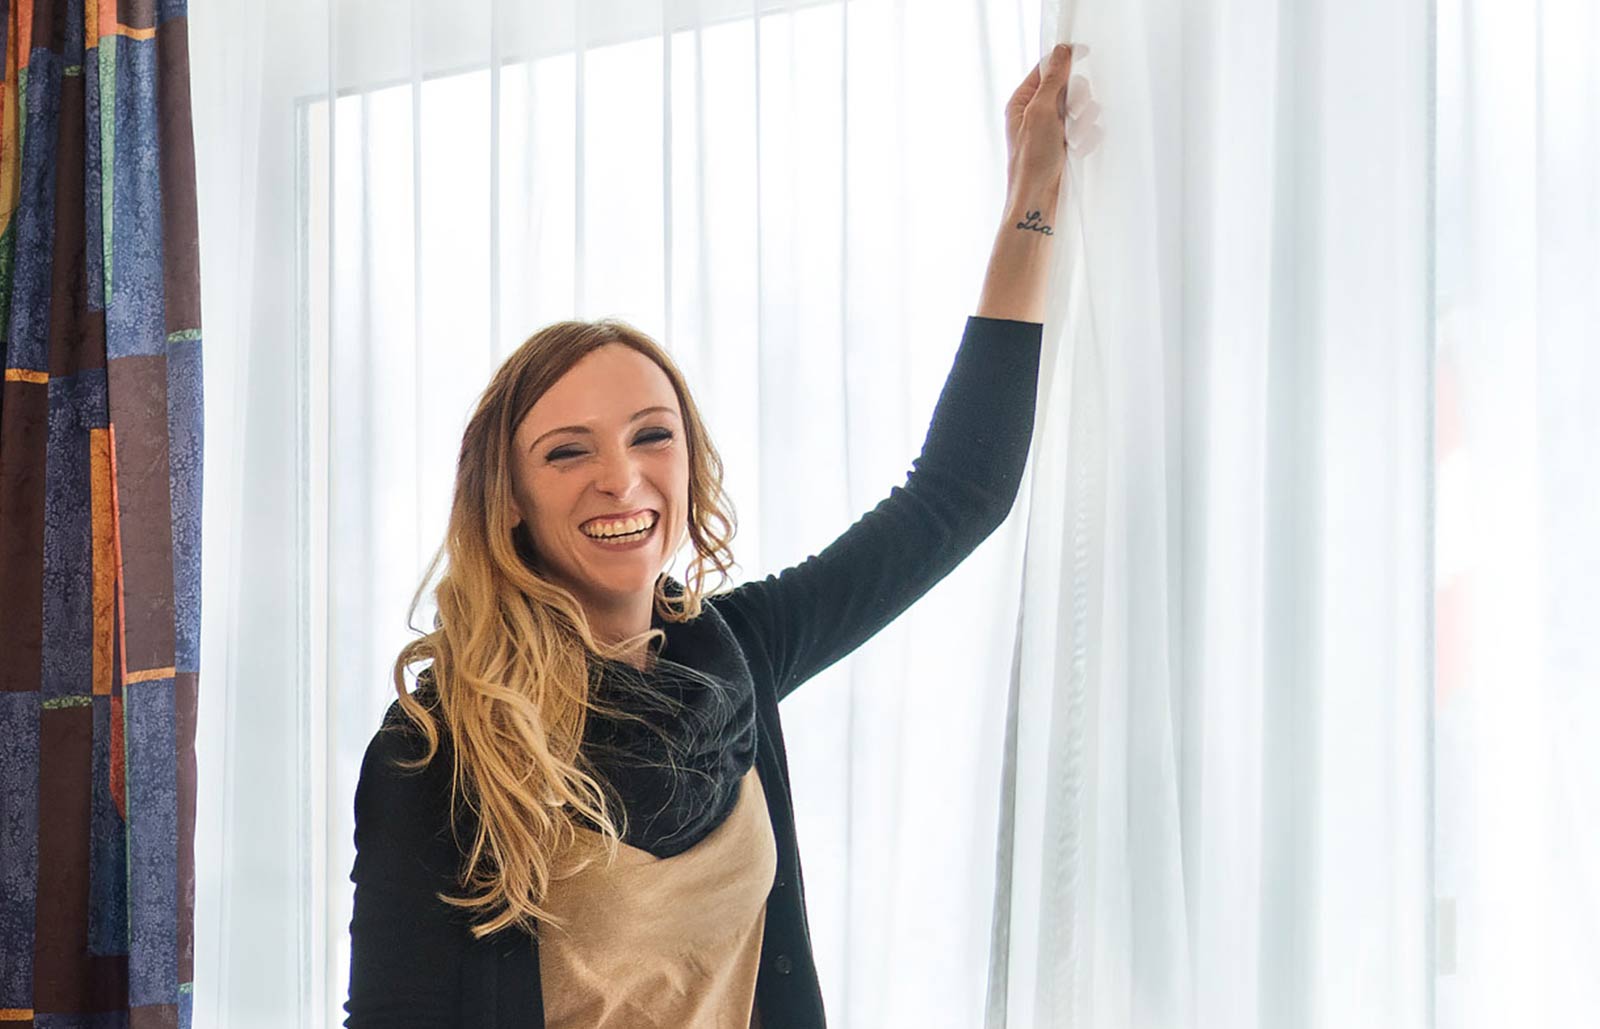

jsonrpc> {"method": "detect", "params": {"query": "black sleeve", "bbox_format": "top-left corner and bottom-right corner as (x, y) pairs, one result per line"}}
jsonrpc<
(712, 315), (1043, 702)
(345, 705), (472, 1027)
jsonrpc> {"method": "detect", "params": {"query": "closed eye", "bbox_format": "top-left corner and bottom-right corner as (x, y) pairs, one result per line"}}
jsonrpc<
(547, 429), (675, 462)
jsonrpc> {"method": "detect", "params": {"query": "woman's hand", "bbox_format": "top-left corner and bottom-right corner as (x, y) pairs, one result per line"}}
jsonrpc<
(1003, 42), (1100, 204)
(977, 42), (1099, 321)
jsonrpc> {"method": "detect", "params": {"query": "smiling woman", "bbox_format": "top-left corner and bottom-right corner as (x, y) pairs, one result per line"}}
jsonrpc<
(344, 308), (1045, 1029)
(351, 316), (756, 1027)
(361, 314), (742, 933)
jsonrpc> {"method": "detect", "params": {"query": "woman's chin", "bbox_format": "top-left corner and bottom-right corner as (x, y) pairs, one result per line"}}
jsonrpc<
(581, 557), (662, 596)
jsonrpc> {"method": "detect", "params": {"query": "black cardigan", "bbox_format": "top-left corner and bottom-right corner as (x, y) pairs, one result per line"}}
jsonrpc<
(345, 315), (1044, 1028)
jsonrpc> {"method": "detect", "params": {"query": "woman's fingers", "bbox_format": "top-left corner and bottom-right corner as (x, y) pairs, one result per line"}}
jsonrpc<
(1004, 41), (1098, 192)
(1068, 122), (1104, 156)
(1066, 75), (1093, 118)
(1016, 43), (1087, 119)
(1039, 42), (1075, 93)
(1062, 67), (1101, 156)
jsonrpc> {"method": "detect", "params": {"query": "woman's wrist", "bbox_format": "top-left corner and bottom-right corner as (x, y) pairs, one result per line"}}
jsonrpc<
(975, 182), (1061, 323)
(1004, 174), (1062, 222)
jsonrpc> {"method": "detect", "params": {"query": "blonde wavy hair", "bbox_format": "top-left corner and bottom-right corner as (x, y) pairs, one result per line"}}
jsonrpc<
(387, 318), (739, 941)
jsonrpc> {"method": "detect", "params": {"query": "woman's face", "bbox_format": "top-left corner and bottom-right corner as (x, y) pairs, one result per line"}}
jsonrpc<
(508, 343), (690, 613)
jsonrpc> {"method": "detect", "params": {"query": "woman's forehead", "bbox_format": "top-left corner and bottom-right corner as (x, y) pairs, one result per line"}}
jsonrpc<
(518, 345), (680, 438)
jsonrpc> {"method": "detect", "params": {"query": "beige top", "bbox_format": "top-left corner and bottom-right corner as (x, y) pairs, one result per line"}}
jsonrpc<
(538, 765), (777, 1029)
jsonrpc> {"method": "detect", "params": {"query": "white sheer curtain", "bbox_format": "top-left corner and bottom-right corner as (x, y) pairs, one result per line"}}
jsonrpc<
(989, 0), (1598, 1027)
(994, 0), (1434, 1024)
(1434, 0), (1600, 1021)
(188, 0), (1598, 1027)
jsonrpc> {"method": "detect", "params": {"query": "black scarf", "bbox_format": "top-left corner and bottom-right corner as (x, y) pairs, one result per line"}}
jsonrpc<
(414, 576), (759, 861)
(579, 575), (759, 858)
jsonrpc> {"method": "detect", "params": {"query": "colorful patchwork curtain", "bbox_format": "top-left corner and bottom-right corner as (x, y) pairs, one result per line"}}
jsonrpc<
(0, 1), (201, 1026)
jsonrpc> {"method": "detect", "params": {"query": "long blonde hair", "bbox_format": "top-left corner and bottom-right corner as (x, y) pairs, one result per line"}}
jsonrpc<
(388, 319), (738, 940)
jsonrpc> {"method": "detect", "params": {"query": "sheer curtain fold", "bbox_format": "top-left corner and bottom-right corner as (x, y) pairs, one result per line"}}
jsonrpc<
(990, 1), (1434, 1027)
(1435, 0), (1600, 1021)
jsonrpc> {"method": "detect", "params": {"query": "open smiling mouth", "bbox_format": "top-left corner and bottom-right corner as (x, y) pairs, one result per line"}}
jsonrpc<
(580, 513), (659, 548)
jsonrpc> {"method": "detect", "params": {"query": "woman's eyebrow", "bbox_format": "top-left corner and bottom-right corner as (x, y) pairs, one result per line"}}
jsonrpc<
(531, 406), (680, 450)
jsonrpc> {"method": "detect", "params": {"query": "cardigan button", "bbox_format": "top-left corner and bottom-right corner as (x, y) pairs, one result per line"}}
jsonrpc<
(774, 954), (793, 975)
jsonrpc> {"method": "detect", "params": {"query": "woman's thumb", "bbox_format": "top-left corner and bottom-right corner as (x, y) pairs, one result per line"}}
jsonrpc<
(1046, 41), (1090, 75)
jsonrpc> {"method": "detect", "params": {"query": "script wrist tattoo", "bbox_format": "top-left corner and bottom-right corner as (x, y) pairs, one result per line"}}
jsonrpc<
(1014, 209), (1054, 236)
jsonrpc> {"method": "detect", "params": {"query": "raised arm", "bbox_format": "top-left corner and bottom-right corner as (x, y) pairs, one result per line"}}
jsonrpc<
(707, 44), (1081, 698)
(710, 314), (1042, 702)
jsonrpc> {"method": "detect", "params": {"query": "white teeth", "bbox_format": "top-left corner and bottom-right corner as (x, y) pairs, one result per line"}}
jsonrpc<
(581, 513), (657, 538)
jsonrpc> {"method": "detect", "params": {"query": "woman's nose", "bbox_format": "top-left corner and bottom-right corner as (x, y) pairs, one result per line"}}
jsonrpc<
(593, 446), (643, 497)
